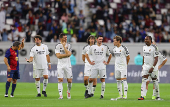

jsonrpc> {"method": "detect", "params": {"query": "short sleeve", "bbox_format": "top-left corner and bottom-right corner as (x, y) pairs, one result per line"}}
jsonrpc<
(46, 46), (50, 55)
(106, 46), (111, 56)
(82, 47), (86, 55)
(5, 49), (11, 58)
(55, 44), (60, 54)
(30, 48), (34, 57)
(87, 46), (92, 55)
(153, 45), (159, 57)
(69, 44), (72, 52)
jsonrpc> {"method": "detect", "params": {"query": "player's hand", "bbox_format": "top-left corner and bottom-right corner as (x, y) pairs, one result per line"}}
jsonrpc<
(62, 42), (66, 47)
(149, 68), (154, 73)
(90, 61), (95, 65)
(103, 61), (108, 65)
(25, 58), (30, 63)
(48, 64), (51, 70)
(21, 38), (25, 43)
(7, 66), (11, 72)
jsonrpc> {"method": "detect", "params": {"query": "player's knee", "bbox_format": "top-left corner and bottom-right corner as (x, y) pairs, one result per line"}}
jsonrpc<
(7, 78), (12, 82)
(84, 77), (88, 81)
(58, 78), (63, 82)
(100, 78), (105, 82)
(89, 78), (93, 83)
(12, 79), (17, 84)
(35, 78), (40, 81)
(43, 75), (48, 79)
(67, 79), (72, 83)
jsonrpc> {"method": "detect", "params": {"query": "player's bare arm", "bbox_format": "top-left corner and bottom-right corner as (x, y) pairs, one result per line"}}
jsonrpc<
(46, 55), (51, 70)
(149, 56), (158, 73)
(4, 57), (11, 72)
(56, 53), (71, 59)
(126, 55), (130, 65)
(85, 54), (95, 65)
(19, 38), (25, 50)
(82, 54), (85, 63)
(158, 58), (167, 70)
(103, 54), (112, 65)
(25, 57), (34, 63)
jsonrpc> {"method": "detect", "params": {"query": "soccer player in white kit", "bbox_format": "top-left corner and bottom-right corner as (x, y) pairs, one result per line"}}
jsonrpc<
(145, 51), (167, 99)
(55, 33), (72, 99)
(82, 35), (97, 97)
(85, 35), (112, 99)
(111, 36), (130, 99)
(26, 35), (51, 97)
(138, 36), (161, 100)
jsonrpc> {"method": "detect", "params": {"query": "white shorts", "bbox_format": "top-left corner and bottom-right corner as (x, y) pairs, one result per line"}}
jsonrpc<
(84, 65), (92, 77)
(90, 68), (106, 78)
(115, 70), (127, 79)
(57, 67), (73, 79)
(33, 69), (48, 78)
(147, 70), (160, 82)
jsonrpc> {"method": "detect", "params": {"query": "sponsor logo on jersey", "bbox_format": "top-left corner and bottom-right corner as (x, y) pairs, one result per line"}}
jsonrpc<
(15, 57), (18, 61)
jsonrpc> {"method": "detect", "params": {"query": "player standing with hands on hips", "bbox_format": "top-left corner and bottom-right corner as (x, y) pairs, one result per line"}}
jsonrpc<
(4, 39), (25, 97)
(26, 35), (51, 97)
(85, 35), (112, 99)
(55, 33), (73, 99)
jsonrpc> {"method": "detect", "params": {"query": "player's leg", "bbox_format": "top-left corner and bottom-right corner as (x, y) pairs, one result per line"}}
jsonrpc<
(99, 69), (106, 99)
(115, 70), (122, 99)
(145, 80), (150, 98)
(84, 76), (89, 96)
(5, 71), (13, 97)
(57, 68), (64, 99)
(66, 67), (73, 99)
(91, 78), (97, 97)
(121, 70), (128, 99)
(33, 69), (41, 97)
(10, 79), (17, 97)
(152, 83), (156, 99)
(42, 68), (48, 97)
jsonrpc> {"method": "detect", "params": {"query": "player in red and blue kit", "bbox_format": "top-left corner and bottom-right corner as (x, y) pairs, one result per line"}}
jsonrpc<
(4, 39), (25, 97)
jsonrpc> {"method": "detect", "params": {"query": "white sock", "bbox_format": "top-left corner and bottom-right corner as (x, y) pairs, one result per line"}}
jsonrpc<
(123, 80), (128, 96)
(67, 83), (72, 93)
(141, 78), (147, 97)
(88, 82), (93, 94)
(101, 82), (105, 96)
(117, 80), (122, 96)
(92, 85), (96, 94)
(43, 79), (48, 91)
(153, 80), (160, 97)
(58, 82), (63, 96)
(153, 89), (156, 96)
(35, 80), (40, 94)
(145, 89), (148, 96)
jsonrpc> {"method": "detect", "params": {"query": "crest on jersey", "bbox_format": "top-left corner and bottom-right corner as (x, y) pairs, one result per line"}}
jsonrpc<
(15, 57), (18, 61)
(15, 52), (17, 55)
(120, 50), (121, 52)
(102, 48), (103, 51)
(43, 47), (44, 50)
(149, 49), (151, 51)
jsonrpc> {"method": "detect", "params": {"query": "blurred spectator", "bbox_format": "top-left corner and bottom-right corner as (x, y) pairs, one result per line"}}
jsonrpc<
(90, 28), (97, 38)
(163, 31), (170, 42)
(78, 27), (85, 42)
(61, 13), (68, 23)
(78, 10), (85, 26)
(38, 13), (44, 24)
(96, 6), (104, 20)
(95, 0), (104, 8)
(15, 0), (22, 13)
(91, 14), (97, 23)
(70, 54), (76, 65)
(37, 26), (44, 37)
(10, 6), (18, 19)
(26, 26), (31, 42)
(63, 24), (73, 35)
(144, 15), (153, 28)
(9, 27), (20, 42)
(62, 20), (67, 31)
(51, 22), (58, 35)
(82, 28), (91, 42)
(103, 5), (109, 19)
(34, 6), (43, 16)
(113, 9), (122, 25)
(38, 0), (45, 8)
(67, 30), (72, 42)
(67, 0), (75, 16)
(46, 13), (53, 31)
(134, 52), (143, 65)
(46, 30), (54, 42)
(71, 34), (77, 43)
(51, 35), (59, 43)
(73, 15), (80, 27)
(1, 29), (8, 41)
(18, 22), (23, 32)
(60, 0), (67, 14)
(0, 7), (5, 32)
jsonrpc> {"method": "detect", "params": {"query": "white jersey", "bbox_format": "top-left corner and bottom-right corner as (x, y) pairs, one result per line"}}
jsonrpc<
(87, 44), (111, 69)
(82, 45), (92, 67)
(113, 45), (130, 70)
(55, 42), (72, 68)
(30, 44), (49, 69)
(143, 44), (159, 70)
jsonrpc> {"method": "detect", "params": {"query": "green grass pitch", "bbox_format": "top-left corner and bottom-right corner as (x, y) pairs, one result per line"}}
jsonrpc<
(0, 83), (170, 107)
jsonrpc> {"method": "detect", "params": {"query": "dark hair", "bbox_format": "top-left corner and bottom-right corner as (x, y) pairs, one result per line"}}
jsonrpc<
(87, 35), (95, 44)
(113, 36), (122, 43)
(13, 41), (20, 47)
(138, 52), (141, 55)
(146, 35), (152, 43)
(59, 33), (66, 39)
(96, 35), (103, 39)
(34, 35), (42, 41)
